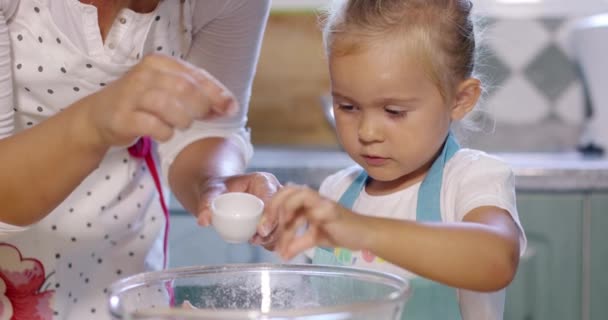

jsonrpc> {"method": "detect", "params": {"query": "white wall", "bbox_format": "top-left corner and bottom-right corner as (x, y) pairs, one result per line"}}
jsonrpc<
(271, 0), (608, 17)
(475, 0), (608, 18)
(271, 0), (326, 10)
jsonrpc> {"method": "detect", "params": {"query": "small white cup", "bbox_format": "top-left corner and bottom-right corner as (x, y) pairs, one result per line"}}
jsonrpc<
(211, 192), (264, 244)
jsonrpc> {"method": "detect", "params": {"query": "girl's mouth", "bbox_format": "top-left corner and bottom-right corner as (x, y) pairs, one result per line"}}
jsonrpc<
(362, 155), (389, 166)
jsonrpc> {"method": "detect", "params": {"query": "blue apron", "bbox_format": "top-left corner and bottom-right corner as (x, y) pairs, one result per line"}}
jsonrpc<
(313, 134), (463, 319)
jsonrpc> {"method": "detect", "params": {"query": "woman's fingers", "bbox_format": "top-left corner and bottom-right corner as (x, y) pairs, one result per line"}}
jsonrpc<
(88, 53), (240, 147)
(189, 68), (238, 118)
(196, 179), (227, 227)
(130, 111), (174, 142)
(137, 87), (195, 130)
(140, 54), (238, 118)
(132, 68), (219, 127)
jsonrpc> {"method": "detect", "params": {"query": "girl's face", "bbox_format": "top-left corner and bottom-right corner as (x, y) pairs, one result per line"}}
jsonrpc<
(329, 43), (458, 193)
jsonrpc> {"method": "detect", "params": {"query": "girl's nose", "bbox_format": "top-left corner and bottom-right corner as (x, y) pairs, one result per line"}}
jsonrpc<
(358, 114), (383, 143)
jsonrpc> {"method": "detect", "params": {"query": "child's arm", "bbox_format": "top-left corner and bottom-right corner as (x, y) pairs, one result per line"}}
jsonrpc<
(356, 205), (520, 292)
(271, 185), (520, 293)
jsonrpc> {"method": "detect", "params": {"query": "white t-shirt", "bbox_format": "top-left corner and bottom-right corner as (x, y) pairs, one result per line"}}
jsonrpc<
(0, 0), (269, 319)
(316, 149), (527, 320)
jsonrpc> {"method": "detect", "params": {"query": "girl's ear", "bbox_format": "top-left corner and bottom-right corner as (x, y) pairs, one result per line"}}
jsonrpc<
(450, 78), (481, 121)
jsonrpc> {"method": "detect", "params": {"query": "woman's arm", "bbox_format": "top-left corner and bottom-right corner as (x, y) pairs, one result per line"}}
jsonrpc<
(0, 97), (110, 226)
(0, 54), (235, 228)
(0, 2), (109, 227)
(167, 0), (271, 217)
(0, 1), (240, 228)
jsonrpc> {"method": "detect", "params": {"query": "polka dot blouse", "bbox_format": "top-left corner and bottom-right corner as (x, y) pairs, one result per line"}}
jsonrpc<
(0, 0), (267, 319)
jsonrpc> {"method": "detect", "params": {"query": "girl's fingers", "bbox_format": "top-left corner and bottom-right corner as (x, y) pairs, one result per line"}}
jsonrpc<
(308, 199), (339, 224)
(277, 212), (302, 256)
(269, 185), (304, 223)
(282, 187), (318, 212)
(284, 227), (318, 260)
(282, 188), (331, 224)
(279, 215), (309, 259)
(268, 184), (297, 212)
(277, 216), (297, 255)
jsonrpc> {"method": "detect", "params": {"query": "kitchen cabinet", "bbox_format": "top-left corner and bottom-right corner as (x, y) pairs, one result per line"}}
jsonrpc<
(504, 193), (583, 320)
(167, 213), (278, 267)
(590, 193), (608, 320)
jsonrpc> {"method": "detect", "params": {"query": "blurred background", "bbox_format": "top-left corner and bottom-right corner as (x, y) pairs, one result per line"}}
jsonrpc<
(249, 0), (605, 152)
(168, 1), (608, 320)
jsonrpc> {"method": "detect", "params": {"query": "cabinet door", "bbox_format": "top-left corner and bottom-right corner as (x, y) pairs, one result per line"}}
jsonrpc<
(504, 193), (583, 320)
(590, 193), (608, 320)
(168, 213), (262, 267)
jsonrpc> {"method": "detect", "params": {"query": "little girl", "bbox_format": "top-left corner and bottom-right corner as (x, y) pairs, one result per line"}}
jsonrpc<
(269, 0), (527, 319)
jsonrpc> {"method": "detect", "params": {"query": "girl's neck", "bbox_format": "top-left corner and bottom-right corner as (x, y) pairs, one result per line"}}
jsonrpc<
(82, 0), (160, 41)
(365, 162), (431, 196)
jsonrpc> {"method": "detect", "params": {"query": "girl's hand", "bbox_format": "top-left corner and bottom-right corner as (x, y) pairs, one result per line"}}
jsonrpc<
(197, 172), (282, 249)
(83, 53), (238, 148)
(269, 185), (365, 260)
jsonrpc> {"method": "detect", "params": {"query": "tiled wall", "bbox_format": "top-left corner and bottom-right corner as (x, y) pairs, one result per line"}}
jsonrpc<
(466, 16), (588, 152)
(439, 1), (608, 152)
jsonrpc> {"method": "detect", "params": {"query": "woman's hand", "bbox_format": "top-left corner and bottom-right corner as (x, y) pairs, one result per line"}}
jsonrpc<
(82, 53), (238, 148)
(269, 185), (365, 260)
(197, 172), (282, 249)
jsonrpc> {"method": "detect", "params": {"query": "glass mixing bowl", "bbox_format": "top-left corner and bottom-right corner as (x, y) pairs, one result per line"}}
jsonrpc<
(108, 263), (410, 319)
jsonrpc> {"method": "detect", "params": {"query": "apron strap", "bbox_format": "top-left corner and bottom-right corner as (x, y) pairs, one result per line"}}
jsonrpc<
(127, 137), (170, 268)
(338, 170), (368, 209)
(416, 133), (460, 221)
(128, 137), (174, 305)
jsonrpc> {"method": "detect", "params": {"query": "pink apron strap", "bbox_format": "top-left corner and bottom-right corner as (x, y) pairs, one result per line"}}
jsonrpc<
(127, 137), (175, 305)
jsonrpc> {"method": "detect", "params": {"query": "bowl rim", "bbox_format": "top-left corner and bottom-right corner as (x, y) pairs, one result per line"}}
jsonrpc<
(108, 263), (411, 319)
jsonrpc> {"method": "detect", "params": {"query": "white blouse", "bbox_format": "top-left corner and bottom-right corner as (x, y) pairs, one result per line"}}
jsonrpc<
(0, 0), (269, 319)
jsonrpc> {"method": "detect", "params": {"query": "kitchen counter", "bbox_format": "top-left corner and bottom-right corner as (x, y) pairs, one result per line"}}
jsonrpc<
(248, 148), (608, 192)
(169, 148), (608, 212)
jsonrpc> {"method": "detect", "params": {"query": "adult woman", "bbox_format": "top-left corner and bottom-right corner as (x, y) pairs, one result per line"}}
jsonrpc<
(0, 1), (278, 318)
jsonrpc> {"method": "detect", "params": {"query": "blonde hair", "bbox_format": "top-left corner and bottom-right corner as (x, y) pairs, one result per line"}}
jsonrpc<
(321, 0), (478, 102)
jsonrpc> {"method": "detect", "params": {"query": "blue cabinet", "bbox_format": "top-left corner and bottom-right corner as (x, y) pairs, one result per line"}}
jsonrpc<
(167, 213), (283, 267)
(590, 193), (608, 320)
(504, 193), (583, 320)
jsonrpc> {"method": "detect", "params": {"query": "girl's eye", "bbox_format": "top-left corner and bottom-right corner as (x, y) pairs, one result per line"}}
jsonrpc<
(337, 103), (355, 111)
(385, 108), (407, 117)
